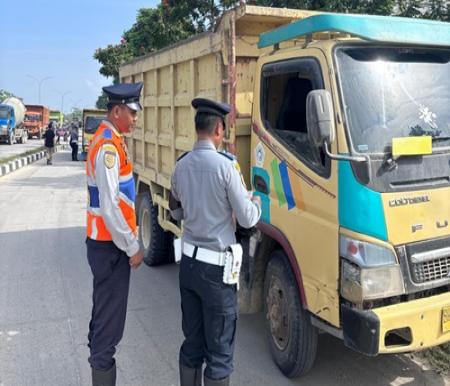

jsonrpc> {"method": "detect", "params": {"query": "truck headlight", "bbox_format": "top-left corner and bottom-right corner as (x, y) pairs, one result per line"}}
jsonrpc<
(340, 235), (405, 303)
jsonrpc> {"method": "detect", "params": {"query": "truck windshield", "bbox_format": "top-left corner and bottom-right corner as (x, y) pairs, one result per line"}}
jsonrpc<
(25, 114), (42, 122)
(0, 108), (9, 119)
(335, 46), (450, 154)
(84, 117), (103, 134)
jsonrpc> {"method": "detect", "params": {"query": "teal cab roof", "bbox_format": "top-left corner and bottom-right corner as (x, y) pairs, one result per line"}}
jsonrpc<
(258, 13), (450, 48)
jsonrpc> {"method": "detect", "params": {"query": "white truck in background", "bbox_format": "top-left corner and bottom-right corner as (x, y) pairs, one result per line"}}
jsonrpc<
(0, 97), (27, 144)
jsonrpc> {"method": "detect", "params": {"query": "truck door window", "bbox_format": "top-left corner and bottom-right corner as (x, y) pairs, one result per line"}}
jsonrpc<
(261, 58), (330, 177)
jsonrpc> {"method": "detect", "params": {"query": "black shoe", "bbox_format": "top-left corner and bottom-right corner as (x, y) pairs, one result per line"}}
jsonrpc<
(204, 375), (230, 386)
(180, 364), (202, 386)
(92, 363), (116, 386)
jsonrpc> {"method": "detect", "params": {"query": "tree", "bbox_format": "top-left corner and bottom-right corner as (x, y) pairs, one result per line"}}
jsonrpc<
(93, 41), (132, 84)
(423, 0), (449, 20)
(396, 0), (423, 17)
(362, 0), (396, 15)
(123, 5), (197, 58)
(65, 108), (83, 124)
(96, 91), (108, 110)
(0, 89), (15, 101)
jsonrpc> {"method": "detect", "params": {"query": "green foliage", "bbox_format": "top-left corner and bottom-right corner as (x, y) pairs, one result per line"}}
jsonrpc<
(65, 108), (83, 124)
(396, 0), (423, 17)
(96, 91), (108, 110)
(423, 0), (449, 20)
(93, 43), (132, 83)
(248, 0), (395, 14)
(0, 89), (15, 102)
(123, 5), (197, 58)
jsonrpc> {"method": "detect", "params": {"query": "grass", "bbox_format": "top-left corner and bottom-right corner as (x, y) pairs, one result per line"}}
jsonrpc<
(0, 146), (46, 165)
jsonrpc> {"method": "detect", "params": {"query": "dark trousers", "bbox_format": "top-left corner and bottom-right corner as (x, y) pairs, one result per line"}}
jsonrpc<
(70, 142), (78, 160)
(179, 255), (238, 380)
(86, 238), (131, 371)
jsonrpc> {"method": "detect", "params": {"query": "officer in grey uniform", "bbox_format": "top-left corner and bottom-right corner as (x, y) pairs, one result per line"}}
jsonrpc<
(170, 98), (261, 386)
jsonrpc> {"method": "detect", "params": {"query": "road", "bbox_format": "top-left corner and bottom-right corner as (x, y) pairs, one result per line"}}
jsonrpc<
(0, 148), (448, 386)
(0, 139), (45, 162)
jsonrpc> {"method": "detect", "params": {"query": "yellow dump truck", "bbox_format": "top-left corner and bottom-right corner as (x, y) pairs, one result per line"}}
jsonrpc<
(81, 108), (107, 155)
(120, 5), (450, 378)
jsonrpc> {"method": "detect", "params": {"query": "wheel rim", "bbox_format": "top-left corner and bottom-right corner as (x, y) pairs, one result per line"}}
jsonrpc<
(267, 276), (291, 351)
(141, 207), (151, 250)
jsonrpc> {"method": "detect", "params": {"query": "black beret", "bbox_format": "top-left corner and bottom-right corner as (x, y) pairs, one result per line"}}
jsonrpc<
(192, 98), (231, 119)
(103, 82), (143, 111)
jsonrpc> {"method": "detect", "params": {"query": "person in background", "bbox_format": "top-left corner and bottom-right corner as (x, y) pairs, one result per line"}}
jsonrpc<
(43, 121), (56, 165)
(70, 124), (79, 161)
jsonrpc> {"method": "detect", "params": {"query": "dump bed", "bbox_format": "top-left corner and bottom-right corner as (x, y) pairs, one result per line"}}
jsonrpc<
(120, 5), (316, 190)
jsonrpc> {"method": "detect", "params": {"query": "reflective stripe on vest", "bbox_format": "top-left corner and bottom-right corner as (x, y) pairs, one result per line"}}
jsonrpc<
(86, 122), (136, 241)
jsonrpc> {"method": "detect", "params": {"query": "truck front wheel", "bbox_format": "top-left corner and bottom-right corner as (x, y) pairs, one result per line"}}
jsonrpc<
(137, 192), (174, 266)
(264, 250), (318, 378)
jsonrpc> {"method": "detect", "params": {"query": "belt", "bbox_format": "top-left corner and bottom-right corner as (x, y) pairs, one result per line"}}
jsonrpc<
(183, 242), (226, 266)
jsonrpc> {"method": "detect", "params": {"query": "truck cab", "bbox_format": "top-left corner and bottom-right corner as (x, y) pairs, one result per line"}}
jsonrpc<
(81, 109), (107, 156)
(248, 14), (450, 374)
(0, 105), (15, 144)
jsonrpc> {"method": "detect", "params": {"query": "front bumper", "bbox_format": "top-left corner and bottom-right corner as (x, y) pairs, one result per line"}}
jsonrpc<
(342, 291), (450, 355)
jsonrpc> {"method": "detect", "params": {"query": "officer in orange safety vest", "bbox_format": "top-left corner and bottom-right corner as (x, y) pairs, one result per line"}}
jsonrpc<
(86, 82), (144, 386)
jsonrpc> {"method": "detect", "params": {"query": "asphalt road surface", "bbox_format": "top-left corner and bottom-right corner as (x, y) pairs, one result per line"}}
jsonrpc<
(0, 139), (45, 161)
(0, 149), (448, 386)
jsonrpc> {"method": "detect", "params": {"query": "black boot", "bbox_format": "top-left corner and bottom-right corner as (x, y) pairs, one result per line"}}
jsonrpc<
(180, 364), (202, 386)
(204, 375), (230, 386)
(92, 363), (116, 386)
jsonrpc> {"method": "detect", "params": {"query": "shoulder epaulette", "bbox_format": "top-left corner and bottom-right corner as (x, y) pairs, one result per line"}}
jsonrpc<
(177, 152), (190, 162)
(103, 129), (112, 139)
(218, 150), (236, 161)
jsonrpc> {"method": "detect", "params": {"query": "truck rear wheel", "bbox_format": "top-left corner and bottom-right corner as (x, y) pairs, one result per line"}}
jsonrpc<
(138, 192), (174, 266)
(264, 250), (318, 378)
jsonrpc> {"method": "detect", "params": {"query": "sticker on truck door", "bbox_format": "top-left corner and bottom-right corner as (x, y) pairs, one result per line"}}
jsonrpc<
(255, 142), (265, 167)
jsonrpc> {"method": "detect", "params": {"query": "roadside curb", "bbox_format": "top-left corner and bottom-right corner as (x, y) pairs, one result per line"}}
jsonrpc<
(0, 144), (69, 178)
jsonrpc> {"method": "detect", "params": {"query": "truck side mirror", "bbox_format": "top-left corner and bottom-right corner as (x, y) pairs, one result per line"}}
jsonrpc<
(306, 89), (335, 147)
(307, 89), (367, 164)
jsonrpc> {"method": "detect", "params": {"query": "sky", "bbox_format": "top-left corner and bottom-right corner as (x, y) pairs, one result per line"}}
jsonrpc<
(0, 0), (159, 113)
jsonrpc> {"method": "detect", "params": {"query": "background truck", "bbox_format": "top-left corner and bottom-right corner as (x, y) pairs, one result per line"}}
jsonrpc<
(24, 104), (49, 139)
(121, 5), (450, 378)
(81, 108), (107, 155)
(49, 110), (64, 127)
(0, 97), (27, 144)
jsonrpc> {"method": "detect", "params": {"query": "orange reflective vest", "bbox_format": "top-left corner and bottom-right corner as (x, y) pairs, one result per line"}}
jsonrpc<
(86, 122), (137, 241)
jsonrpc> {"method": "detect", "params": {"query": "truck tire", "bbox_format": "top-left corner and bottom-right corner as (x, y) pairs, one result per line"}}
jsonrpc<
(138, 192), (174, 266)
(264, 250), (318, 378)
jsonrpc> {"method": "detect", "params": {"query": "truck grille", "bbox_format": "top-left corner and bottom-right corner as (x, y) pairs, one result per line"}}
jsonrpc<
(404, 237), (450, 285)
(412, 256), (450, 283)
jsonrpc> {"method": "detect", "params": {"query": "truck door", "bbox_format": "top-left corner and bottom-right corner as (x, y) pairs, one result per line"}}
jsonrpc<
(252, 49), (340, 327)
